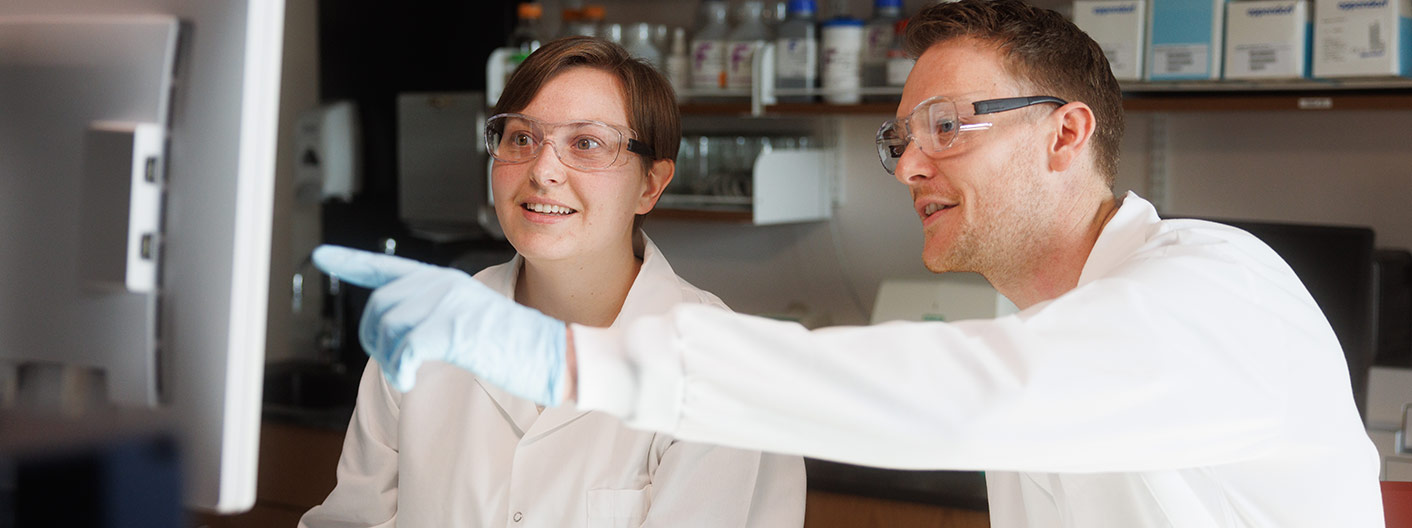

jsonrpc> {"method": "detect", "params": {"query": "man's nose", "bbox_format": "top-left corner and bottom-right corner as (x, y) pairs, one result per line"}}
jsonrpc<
(893, 141), (934, 185)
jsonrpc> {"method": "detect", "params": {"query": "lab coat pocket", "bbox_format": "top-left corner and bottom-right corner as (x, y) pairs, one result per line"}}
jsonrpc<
(586, 487), (651, 527)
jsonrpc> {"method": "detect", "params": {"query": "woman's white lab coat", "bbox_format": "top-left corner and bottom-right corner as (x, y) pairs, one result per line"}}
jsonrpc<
(299, 236), (806, 528)
(573, 193), (1385, 527)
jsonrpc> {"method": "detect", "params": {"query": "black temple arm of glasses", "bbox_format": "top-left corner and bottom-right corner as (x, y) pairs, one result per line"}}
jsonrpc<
(972, 96), (1069, 115)
(627, 138), (655, 159)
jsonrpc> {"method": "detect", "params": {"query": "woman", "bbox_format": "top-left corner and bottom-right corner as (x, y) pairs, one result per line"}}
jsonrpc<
(300, 37), (806, 527)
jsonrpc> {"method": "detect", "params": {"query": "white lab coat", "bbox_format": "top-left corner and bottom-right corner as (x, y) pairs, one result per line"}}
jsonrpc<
(574, 193), (1385, 527)
(299, 236), (806, 528)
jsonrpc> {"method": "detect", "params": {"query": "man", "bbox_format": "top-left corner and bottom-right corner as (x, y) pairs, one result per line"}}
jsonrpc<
(314, 1), (1385, 525)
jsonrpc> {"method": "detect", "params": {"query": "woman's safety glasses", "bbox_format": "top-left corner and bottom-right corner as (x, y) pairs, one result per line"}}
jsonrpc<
(485, 113), (656, 171)
(875, 95), (1068, 175)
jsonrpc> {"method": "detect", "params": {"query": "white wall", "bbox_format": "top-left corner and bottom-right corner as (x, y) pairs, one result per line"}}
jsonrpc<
(647, 109), (1412, 325)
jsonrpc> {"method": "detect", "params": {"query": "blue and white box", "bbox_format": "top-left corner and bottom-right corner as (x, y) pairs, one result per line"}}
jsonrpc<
(1313, 0), (1412, 78)
(1225, 1), (1312, 79)
(1074, 0), (1147, 81)
(1147, 0), (1229, 80)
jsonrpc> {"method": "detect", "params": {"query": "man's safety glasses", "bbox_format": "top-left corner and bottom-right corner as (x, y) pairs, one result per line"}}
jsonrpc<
(485, 113), (656, 171)
(875, 95), (1068, 175)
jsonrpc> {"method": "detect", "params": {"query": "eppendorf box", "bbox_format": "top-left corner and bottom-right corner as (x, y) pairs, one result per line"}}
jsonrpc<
(1313, 0), (1412, 78)
(1224, 0), (1312, 79)
(1074, 0), (1147, 81)
(1147, 0), (1229, 80)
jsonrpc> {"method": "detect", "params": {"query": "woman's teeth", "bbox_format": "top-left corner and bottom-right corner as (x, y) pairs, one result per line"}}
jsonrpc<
(525, 203), (576, 215)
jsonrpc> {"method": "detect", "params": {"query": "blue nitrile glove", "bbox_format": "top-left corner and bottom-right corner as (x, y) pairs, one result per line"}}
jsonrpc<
(311, 245), (569, 405)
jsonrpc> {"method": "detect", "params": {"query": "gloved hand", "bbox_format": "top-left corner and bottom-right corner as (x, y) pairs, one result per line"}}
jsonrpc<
(312, 245), (569, 405)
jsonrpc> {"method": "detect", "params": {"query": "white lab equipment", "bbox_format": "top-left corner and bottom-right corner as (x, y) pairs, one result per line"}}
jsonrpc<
(0, 0), (283, 514)
(294, 101), (361, 203)
(396, 92), (491, 241)
(870, 273), (1018, 325)
(1073, 0), (1146, 81)
(1223, 0), (1311, 80)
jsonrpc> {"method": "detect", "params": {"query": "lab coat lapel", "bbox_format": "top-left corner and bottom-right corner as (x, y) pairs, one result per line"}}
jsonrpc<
(469, 256), (540, 436)
(520, 234), (685, 444)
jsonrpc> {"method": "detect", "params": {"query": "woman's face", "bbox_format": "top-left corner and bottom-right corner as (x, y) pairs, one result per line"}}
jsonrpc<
(491, 67), (672, 264)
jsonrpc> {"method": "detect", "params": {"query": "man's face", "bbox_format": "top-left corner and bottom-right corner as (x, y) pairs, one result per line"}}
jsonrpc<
(894, 39), (1055, 276)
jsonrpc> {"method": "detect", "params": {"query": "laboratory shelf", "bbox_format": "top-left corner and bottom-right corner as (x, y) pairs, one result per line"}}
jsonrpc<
(679, 79), (1412, 116)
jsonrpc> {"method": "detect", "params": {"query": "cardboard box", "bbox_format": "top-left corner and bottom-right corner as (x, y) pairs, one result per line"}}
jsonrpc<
(1313, 0), (1412, 78)
(1147, 0), (1229, 80)
(1075, 0), (1147, 81)
(1225, 0), (1312, 79)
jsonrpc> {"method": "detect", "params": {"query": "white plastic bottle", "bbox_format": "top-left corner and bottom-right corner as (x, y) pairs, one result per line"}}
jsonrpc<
(726, 1), (773, 91)
(775, 0), (819, 103)
(821, 15), (863, 104)
(691, 0), (732, 90)
(625, 22), (662, 69)
(666, 27), (692, 100)
(862, 0), (903, 100)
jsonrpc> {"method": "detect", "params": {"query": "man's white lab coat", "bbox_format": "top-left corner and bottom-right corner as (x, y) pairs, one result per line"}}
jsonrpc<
(574, 193), (1385, 527)
(300, 236), (806, 528)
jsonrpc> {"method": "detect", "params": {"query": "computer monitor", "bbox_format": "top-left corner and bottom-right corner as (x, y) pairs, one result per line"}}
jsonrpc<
(0, 0), (284, 513)
(1214, 219), (1378, 420)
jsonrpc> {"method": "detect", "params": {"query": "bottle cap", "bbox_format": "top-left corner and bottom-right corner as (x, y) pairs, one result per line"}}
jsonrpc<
(875, 0), (903, 8)
(787, 0), (817, 15)
(518, 3), (543, 19)
(821, 17), (863, 27)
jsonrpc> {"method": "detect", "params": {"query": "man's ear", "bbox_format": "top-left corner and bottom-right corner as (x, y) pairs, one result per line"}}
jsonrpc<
(637, 159), (675, 214)
(1047, 101), (1096, 173)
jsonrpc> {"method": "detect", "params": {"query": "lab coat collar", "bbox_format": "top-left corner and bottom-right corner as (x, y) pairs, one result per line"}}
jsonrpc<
(472, 232), (685, 441)
(1076, 192), (1161, 288)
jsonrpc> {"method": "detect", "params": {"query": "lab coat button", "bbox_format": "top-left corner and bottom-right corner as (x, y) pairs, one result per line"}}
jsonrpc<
(512, 512), (523, 522)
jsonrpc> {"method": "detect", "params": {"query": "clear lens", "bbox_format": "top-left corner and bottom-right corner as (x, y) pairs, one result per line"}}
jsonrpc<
(485, 114), (628, 171)
(875, 121), (906, 174)
(873, 97), (961, 175)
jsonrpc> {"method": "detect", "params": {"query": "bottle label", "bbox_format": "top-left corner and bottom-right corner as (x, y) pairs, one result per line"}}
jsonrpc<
(776, 37), (817, 79)
(726, 41), (759, 89)
(886, 56), (913, 86)
(691, 40), (727, 89)
(863, 25), (892, 64)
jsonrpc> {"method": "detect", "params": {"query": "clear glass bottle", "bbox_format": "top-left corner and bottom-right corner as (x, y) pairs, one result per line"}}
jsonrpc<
(726, 1), (772, 91)
(574, 5), (605, 38)
(690, 0), (732, 90)
(775, 0), (818, 103)
(508, 3), (544, 70)
(885, 18), (913, 88)
(625, 22), (662, 69)
(863, 0), (903, 100)
(556, 0), (583, 39)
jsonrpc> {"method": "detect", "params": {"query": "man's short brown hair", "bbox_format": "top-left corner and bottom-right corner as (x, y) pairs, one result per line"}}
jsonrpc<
(494, 36), (680, 169)
(905, 0), (1124, 186)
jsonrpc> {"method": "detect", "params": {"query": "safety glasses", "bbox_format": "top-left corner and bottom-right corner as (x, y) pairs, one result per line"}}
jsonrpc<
(485, 113), (656, 171)
(875, 95), (1068, 175)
